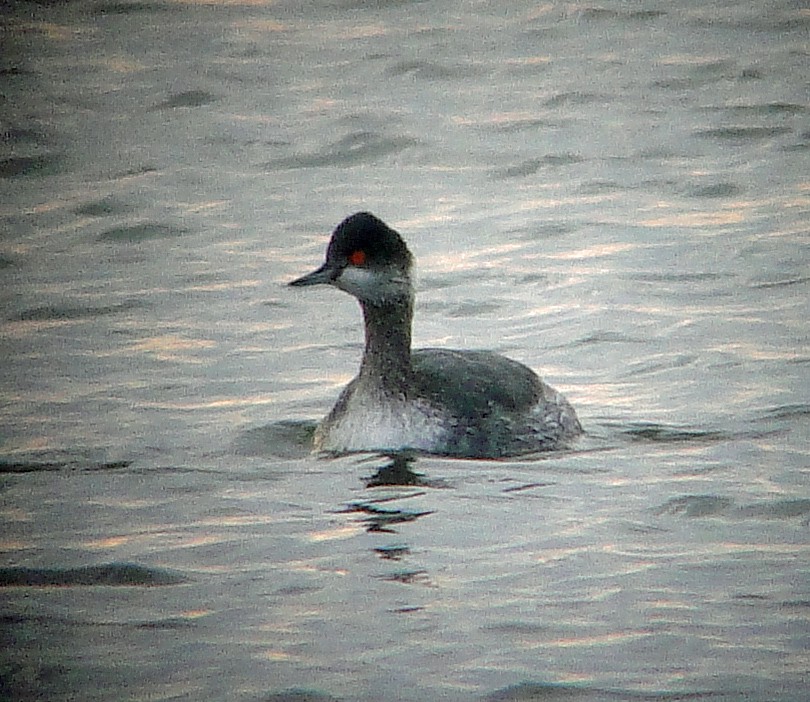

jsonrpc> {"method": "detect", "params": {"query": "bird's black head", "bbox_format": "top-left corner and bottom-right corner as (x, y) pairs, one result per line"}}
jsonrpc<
(289, 212), (414, 306)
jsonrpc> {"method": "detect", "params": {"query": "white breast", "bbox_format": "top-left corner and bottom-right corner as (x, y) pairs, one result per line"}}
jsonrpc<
(314, 392), (446, 454)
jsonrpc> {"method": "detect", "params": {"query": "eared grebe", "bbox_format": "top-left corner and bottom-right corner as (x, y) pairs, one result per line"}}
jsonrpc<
(289, 212), (582, 458)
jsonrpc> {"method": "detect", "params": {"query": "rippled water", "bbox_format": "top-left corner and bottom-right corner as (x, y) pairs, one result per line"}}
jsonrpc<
(1, 1), (808, 700)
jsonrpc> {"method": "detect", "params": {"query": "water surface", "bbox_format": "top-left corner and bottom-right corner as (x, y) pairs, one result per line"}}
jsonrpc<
(1, 1), (808, 700)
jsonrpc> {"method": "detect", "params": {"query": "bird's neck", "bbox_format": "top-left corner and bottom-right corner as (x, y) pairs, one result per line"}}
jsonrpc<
(358, 298), (413, 392)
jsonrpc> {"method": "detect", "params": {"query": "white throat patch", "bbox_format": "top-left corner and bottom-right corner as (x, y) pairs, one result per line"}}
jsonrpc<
(335, 266), (411, 306)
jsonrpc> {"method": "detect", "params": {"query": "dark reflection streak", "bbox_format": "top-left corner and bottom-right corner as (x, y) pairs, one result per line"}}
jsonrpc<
(339, 492), (428, 509)
(363, 452), (449, 488)
(373, 545), (410, 560)
(0, 563), (188, 587)
(0, 460), (133, 474)
(611, 422), (729, 443)
(501, 482), (553, 493)
(373, 570), (432, 586)
(350, 504), (435, 534)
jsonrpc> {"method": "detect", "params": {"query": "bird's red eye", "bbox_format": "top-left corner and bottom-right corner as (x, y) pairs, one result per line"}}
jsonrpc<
(348, 250), (366, 266)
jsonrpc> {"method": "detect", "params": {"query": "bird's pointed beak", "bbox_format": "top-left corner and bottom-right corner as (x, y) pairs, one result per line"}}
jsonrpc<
(288, 262), (338, 287)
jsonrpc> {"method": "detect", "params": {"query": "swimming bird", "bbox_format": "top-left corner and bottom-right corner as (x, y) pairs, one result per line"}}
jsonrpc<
(289, 212), (582, 458)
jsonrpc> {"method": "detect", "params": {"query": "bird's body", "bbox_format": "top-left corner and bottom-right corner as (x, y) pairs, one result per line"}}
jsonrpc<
(289, 212), (581, 458)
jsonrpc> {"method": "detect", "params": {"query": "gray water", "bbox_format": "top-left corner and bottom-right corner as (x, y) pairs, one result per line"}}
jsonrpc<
(1, 1), (808, 700)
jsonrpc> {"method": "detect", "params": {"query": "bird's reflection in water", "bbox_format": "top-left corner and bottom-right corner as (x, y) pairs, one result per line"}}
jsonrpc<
(363, 452), (447, 488)
(341, 452), (445, 533)
(354, 503), (433, 533)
